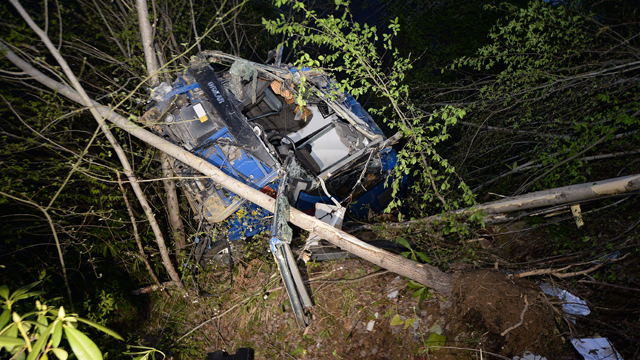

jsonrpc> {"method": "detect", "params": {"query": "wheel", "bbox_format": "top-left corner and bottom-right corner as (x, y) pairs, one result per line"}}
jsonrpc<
(191, 238), (234, 297)
(198, 239), (231, 268)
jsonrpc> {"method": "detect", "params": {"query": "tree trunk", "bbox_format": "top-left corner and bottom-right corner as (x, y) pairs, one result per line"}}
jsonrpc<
(137, 0), (187, 254)
(116, 171), (169, 297)
(161, 152), (186, 251)
(135, 0), (159, 86)
(478, 174), (640, 214)
(1, 44), (455, 296)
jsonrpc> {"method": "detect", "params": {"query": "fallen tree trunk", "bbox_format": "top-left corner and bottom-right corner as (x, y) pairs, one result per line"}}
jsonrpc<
(348, 174), (640, 232)
(478, 174), (640, 214)
(1, 44), (455, 296)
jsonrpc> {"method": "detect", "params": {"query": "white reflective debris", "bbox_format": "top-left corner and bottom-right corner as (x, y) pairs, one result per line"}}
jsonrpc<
(513, 351), (547, 360)
(539, 283), (590, 316)
(571, 338), (622, 360)
(366, 320), (375, 331)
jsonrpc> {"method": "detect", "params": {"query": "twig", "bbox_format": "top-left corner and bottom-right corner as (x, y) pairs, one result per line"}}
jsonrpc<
(501, 295), (529, 336)
(514, 253), (629, 278)
(0, 190), (74, 311)
(513, 265), (573, 278)
(174, 269), (388, 344)
(174, 279), (284, 345)
(132, 281), (175, 295)
(117, 171), (169, 298)
(579, 280), (640, 293)
(553, 263), (604, 278)
(7, 0), (186, 292)
(314, 270), (389, 284)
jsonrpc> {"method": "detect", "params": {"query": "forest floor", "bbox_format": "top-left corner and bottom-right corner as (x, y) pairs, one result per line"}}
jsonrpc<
(123, 197), (640, 360)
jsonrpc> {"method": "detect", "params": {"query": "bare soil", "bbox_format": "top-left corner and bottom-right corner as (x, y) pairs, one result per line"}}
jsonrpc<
(129, 197), (640, 359)
(138, 258), (571, 359)
(451, 270), (561, 357)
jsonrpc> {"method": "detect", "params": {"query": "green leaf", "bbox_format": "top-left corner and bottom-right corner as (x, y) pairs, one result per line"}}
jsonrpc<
(396, 237), (411, 250)
(4, 322), (18, 339)
(50, 348), (68, 360)
(390, 314), (404, 326)
(0, 335), (26, 348)
(406, 281), (422, 289)
(424, 332), (446, 350)
(403, 317), (416, 330)
(10, 281), (41, 300)
(51, 321), (63, 348)
(415, 252), (431, 264)
(13, 291), (44, 302)
(63, 325), (103, 360)
(0, 309), (10, 330)
(411, 288), (425, 298)
(76, 318), (123, 340)
(27, 322), (55, 360)
(0, 285), (9, 300)
(36, 315), (49, 334)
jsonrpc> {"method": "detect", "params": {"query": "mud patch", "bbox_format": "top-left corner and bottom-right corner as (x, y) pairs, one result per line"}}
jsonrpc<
(451, 270), (560, 357)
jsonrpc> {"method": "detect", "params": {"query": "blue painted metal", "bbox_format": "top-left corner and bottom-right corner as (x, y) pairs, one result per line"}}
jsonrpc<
(159, 67), (406, 242)
(343, 93), (385, 136)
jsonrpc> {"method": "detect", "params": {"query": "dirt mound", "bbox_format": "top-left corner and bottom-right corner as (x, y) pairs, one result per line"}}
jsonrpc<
(452, 270), (559, 357)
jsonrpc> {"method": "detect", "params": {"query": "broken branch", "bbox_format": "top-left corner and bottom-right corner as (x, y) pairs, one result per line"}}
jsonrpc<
(513, 253), (629, 279)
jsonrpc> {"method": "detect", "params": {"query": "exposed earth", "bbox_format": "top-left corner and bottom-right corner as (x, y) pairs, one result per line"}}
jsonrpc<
(128, 253), (636, 359)
(122, 198), (640, 360)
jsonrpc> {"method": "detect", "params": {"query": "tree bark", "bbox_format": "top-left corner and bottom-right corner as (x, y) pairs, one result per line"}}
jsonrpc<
(478, 174), (640, 215)
(135, 0), (159, 87)
(5, 0), (185, 292)
(1, 44), (455, 296)
(161, 152), (186, 251)
(136, 0), (187, 254)
(116, 171), (169, 297)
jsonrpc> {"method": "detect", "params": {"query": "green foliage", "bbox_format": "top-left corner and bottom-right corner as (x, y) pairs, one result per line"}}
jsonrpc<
(396, 237), (431, 264)
(423, 331), (446, 351)
(123, 345), (166, 360)
(82, 291), (118, 326)
(444, 0), (639, 192)
(264, 0), (477, 218)
(406, 280), (432, 308)
(0, 282), (122, 360)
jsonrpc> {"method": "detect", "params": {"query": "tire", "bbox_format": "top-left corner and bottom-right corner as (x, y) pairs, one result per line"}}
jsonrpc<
(199, 239), (231, 268)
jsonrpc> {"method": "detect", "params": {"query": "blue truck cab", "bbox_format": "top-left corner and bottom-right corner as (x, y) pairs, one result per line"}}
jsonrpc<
(145, 53), (403, 242)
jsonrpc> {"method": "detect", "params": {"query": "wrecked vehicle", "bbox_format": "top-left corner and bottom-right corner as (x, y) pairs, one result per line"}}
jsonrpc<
(144, 51), (403, 326)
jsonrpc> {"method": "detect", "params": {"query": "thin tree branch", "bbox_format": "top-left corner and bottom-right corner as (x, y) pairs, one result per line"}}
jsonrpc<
(116, 171), (169, 298)
(8, 0), (186, 291)
(0, 190), (74, 310)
